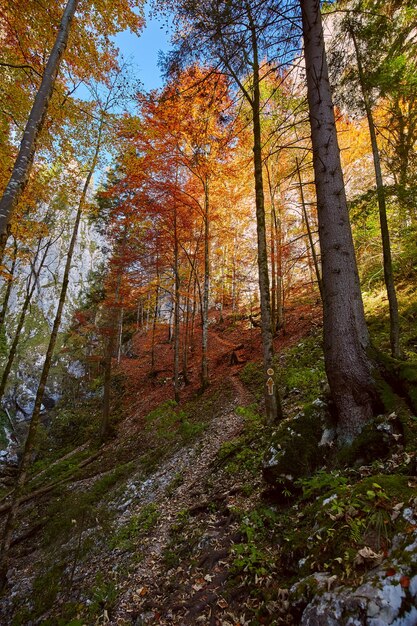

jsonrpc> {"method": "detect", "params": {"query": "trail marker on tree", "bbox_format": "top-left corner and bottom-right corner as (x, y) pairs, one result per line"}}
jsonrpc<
(266, 368), (275, 396)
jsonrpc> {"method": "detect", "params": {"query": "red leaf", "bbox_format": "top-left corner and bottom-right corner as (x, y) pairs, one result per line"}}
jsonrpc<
(400, 575), (410, 588)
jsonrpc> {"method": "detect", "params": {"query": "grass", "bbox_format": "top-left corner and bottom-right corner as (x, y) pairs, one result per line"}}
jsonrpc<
(110, 502), (160, 551)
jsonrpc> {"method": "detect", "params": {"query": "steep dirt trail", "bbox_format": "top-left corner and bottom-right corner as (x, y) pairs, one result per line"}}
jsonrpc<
(110, 362), (252, 624)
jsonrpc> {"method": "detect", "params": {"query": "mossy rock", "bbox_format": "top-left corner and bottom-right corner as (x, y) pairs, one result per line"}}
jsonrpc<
(336, 412), (403, 467)
(262, 401), (329, 501)
(375, 349), (417, 414)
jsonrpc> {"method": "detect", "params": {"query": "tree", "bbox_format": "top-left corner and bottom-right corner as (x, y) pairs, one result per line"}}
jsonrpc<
(117, 66), (237, 392)
(326, 1), (409, 358)
(300, 0), (379, 440)
(160, 0), (290, 421)
(0, 0), (80, 257)
(0, 68), (122, 588)
(0, 0), (144, 262)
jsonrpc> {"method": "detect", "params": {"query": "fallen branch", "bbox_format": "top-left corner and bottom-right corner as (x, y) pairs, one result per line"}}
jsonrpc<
(0, 451), (101, 514)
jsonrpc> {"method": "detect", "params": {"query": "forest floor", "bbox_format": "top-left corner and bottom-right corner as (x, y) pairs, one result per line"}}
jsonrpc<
(2, 292), (417, 625)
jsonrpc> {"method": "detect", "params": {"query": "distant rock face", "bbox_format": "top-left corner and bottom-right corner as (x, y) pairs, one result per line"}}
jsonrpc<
(0, 205), (103, 454)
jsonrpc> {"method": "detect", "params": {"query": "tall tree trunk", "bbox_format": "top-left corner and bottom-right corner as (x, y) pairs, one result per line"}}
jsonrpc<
(300, 0), (378, 441)
(201, 178), (210, 390)
(0, 237), (18, 330)
(274, 188), (284, 331)
(191, 272), (197, 343)
(296, 157), (323, 299)
(0, 225), (11, 269)
(174, 205), (181, 402)
(0, 239), (51, 402)
(117, 308), (124, 364)
(182, 276), (192, 385)
(0, 116), (102, 589)
(0, 0), (80, 242)
(248, 8), (282, 422)
(349, 25), (401, 359)
(101, 269), (123, 442)
(270, 202), (277, 333)
(150, 264), (160, 375)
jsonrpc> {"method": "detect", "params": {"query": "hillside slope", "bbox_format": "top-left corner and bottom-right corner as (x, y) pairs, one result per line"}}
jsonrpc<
(1, 299), (417, 625)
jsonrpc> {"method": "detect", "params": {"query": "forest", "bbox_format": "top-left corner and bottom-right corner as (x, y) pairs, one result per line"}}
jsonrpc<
(0, 0), (417, 624)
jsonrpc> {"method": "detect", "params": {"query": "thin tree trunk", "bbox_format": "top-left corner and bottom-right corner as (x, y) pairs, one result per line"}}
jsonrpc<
(101, 273), (122, 442)
(150, 264), (160, 375)
(296, 157), (323, 299)
(247, 6), (282, 423)
(174, 205), (180, 402)
(0, 115), (102, 589)
(182, 268), (195, 385)
(349, 25), (401, 359)
(274, 204), (284, 331)
(201, 178), (210, 390)
(270, 204), (277, 334)
(0, 239), (51, 402)
(0, 0), (80, 240)
(0, 226), (11, 269)
(266, 164), (278, 333)
(300, 0), (378, 441)
(117, 308), (124, 364)
(231, 234), (237, 312)
(0, 237), (18, 330)
(191, 272), (197, 343)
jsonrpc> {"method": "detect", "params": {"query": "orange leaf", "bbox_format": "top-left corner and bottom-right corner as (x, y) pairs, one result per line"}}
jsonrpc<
(400, 575), (410, 589)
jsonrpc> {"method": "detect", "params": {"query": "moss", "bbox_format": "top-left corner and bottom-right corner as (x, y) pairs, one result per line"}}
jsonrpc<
(240, 362), (264, 400)
(110, 503), (160, 551)
(0, 409), (10, 448)
(374, 348), (417, 415)
(27, 447), (97, 490)
(279, 472), (416, 582)
(336, 416), (398, 467)
(263, 403), (328, 489)
(144, 398), (207, 445)
(216, 405), (265, 476)
(43, 462), (134, 545)
(281, 333), (326, 400)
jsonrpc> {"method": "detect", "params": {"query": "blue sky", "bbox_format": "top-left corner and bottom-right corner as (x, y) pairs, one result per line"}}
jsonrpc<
(114, 4), (173, 91)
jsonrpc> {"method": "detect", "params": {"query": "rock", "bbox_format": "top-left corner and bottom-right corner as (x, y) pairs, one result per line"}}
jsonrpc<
(262, 402), (329, 500)
(337, 413), (404, 467)
(296, 571), (417, 625)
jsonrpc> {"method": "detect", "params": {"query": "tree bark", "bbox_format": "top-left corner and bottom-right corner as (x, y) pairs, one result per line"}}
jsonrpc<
(349, 25), (401, 359)
(0, 0), (80, 237)
(248, 7), (282, 423)
(201, 178), (210, 390)
(101, 271), (122, 442)
(0, 237), (18, 330)
(296, 157), (323, 299)
(150, 261), (160, 375)
(300, 0), (378, 441)
(174, 204), (181, 402)
(0, 239), (51, 402)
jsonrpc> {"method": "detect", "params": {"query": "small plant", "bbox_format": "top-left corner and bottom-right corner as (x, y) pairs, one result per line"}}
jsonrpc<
(240, 362), (264, 400)
(145, 400), (207, 444)
(296, 470), (349, 499)
(231, 507), (278, 577)
(165, 471), (184, 496)
(110, 503), (159, 551)
(280, 332), (325, 401)
(88, 573), (118, 620)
